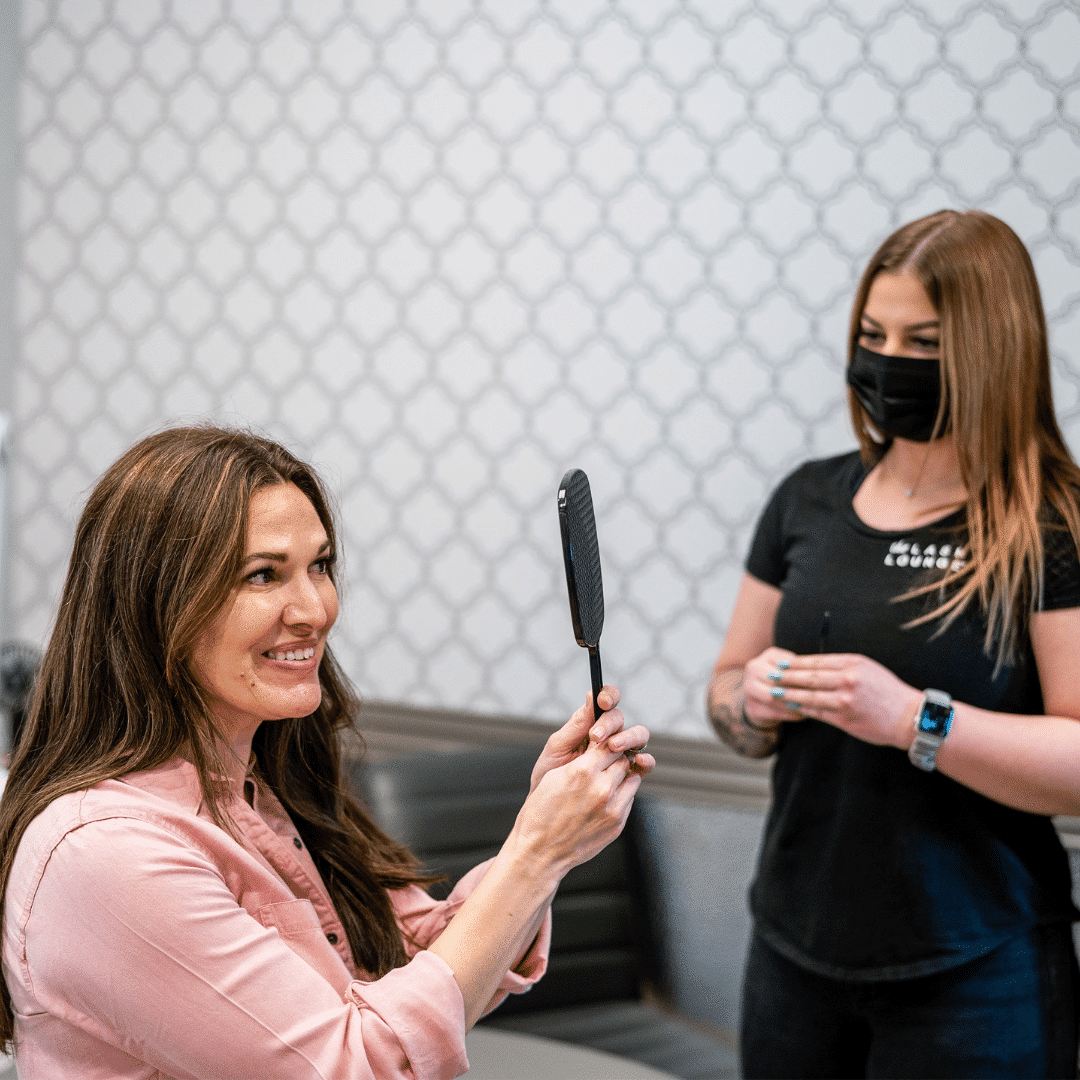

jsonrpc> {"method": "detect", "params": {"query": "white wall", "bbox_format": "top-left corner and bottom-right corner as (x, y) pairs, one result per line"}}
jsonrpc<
(0, 0), (21, 654)
(10, 0), (1080, 737)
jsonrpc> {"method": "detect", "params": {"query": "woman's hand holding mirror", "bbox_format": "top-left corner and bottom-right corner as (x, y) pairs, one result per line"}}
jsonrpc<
(529, 685), (654, 794)
(516, 728), (649, 876)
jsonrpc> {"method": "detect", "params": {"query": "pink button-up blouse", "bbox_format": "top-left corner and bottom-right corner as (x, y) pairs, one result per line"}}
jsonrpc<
(2, 758), (550, 1080)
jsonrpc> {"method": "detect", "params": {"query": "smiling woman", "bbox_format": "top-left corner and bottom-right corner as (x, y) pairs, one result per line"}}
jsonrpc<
(192, 482), (341, 771)
(0, 426), (654, 1080)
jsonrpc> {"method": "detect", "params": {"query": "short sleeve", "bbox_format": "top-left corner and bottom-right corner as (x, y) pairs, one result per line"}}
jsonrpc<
(746, 467), (803, 588)
(1040, 521), (1080, 611)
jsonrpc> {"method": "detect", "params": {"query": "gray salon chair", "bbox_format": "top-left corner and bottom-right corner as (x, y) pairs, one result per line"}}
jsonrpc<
(349, 744), (738, 1080)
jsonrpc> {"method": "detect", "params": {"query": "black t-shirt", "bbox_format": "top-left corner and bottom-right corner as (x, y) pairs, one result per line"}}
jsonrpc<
(746, 451), (1080, 980)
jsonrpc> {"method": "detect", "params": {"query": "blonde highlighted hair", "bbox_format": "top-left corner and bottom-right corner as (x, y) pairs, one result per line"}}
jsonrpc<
(848, 209), (1080, 668)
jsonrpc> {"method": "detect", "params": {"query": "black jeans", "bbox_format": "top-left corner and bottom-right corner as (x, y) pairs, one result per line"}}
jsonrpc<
(741, 925), (1080, 1079)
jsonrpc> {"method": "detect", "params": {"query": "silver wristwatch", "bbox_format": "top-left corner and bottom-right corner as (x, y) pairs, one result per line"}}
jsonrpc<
(908, 688), (954, 772)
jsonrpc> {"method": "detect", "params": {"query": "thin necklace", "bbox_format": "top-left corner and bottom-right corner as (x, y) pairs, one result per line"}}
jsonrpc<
(904, 446), (931, 499)
(895, 448), (963, 505)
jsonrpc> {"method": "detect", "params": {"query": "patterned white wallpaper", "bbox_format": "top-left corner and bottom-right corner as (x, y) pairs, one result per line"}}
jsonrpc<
(10, 0), (1080, 736)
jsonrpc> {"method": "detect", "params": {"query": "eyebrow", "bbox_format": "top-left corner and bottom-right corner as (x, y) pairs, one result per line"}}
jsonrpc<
(244, 541), (331, 564)
(861, 314), (940, 331)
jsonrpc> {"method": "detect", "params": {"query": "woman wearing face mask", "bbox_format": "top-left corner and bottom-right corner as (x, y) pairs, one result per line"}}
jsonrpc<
(0, 426), (653, 1079)
(708, 210), (1080, 1079)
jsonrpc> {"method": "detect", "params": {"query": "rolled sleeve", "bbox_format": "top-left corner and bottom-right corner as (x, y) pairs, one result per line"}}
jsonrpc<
(347, 952), (468, 1080)
(390, 858), (552, 1014)
(10, 815), (471, 1080)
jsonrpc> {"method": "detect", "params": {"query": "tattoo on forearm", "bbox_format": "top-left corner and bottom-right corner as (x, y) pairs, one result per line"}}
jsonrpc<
(708, 668), (779, 759)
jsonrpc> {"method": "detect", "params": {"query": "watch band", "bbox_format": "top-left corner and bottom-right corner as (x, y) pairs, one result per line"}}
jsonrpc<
(908, 729), (945, 772)
(908, 688), (953, 772)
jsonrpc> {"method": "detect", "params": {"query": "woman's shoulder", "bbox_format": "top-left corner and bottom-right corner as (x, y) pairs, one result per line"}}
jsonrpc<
(23, 760), (203, 837)
(1037, 496), (1080, 610)
(765, 450), (865, 509)
(6, 787), (125, 931)
(793, 448), (864, 482)
(9, 763), (211, 905)
(748, 452), (863, 577)
(13, 788), (91, 871)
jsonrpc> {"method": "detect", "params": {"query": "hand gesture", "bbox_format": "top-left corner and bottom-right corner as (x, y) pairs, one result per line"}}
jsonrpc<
(516, 733), (648, 875)
(767, 652), (922, 748)
(743, 646), (804, 730)
(530, 686), (654, 793)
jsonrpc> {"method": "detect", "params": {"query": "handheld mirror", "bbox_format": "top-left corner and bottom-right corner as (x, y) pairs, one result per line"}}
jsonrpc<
(558, 468), (605, 721)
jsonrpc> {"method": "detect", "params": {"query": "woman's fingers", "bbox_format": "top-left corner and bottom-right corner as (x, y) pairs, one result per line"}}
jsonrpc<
(606, 768), (642, 821)
(550, 701), (593, 751)
(544, 719), (643, 790)
(584, 739), (652, 797)
(596, 723), (652, 774)
(587, 687), (624, 743)
(766, 655), (848, 693)
(585, 734), (637, 770)
(595, 684), (621, 713)
(602, 723), (649, 754)
(779, 653), (853, 679)
(530, 687), (636, 793)
(763, 652), (921, 748)
(586, 691), (648, 769)
(591, 750), (643, 827)
(743, 647), (803, 725)
(770, 657), (872, 720)
(545, 685), (624, 754)
(589, 709), (628, 747)
(773, 687), (837, 715)
(766, 660), (845, 717)
(520, 740), (644, 870)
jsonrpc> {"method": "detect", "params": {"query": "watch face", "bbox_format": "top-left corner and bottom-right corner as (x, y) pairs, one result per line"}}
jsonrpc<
(918, 699), (953, 736)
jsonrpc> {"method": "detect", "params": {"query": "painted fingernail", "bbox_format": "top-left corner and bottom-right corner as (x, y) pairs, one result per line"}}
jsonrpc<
(770, 687), (785, 699)
(776, 660), (790, 670)
(785, 701), (801, 711)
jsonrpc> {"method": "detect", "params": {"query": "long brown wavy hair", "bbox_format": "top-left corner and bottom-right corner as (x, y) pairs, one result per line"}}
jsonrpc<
(0, 425), (431, 1048)
(848, 209), (1080, 668)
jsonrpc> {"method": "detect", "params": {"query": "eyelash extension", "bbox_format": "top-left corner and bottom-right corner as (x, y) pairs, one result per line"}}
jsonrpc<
(244, 552), (335, 583)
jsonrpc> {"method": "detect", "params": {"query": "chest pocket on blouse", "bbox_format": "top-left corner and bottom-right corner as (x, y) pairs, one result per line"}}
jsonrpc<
(258, 898), (323, 938)
(257, 899), (353, 994)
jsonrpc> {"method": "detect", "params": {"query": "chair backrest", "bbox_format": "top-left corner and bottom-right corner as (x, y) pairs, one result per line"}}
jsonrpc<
(349, 744), (654, 1014)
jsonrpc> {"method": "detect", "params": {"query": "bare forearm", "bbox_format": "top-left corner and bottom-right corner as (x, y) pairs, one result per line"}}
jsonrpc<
(427, 702), (648, 1027)
(427, 838), (560, 1029)
(935, 705), (1080, 817)
(707, 668), (779, 758)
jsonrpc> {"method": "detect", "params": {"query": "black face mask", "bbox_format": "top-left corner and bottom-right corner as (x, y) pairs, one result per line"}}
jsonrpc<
(846, 344), (945, 443)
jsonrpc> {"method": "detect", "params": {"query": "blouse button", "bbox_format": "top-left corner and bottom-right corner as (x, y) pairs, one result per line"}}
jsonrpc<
(293, 837), (302, 849)
(326, 932), (339, 945)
